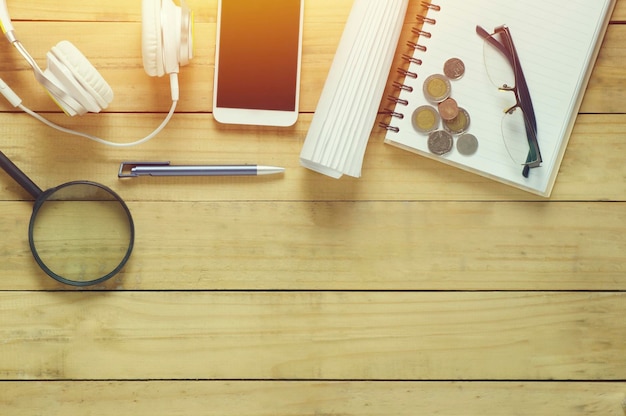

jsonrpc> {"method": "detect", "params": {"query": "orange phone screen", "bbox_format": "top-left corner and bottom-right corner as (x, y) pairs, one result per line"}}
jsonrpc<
(216, 0), (302, 111)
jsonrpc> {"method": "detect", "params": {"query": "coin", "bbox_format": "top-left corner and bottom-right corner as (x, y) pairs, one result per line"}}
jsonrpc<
(437, 97), (459, 121)
(443, 107), (470, 135)
(411, 105), (440, 134)
(457, 133), (479, 156)
(427, 130), (454, 155)
(444, 58), (465, 80)
(422, 74), (451, 103)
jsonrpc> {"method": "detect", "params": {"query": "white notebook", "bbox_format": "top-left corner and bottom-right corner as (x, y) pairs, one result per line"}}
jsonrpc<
(300, 0), (409, 178)
(383, 0), (616, 196)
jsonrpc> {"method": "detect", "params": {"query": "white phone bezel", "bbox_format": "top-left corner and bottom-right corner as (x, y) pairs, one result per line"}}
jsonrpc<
(213, 0), (304, 127)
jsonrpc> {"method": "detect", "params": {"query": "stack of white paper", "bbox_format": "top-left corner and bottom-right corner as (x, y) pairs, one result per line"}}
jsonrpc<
(299, 0), (409, 178)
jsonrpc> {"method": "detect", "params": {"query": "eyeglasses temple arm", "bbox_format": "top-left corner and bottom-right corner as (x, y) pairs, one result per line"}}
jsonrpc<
(476, 26), (510, 58)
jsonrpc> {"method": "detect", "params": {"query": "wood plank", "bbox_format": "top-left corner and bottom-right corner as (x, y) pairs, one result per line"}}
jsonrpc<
(7, 0), (626, 24)
(2, 381), (626, 416)
(580, 23), (626, 114)
(1, 14), (626, 115)
(0, 19), (338, 112)
(0, 113), (624, 202)
(5, 0), (357, 23)
(0, 0), (356, 113)
(0, 292), (624, 380)
(1, 200), (624, 291)
(1, 1), (625, 415)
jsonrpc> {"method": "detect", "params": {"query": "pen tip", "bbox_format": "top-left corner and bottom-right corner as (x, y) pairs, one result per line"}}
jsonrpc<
(257, 166), (285, 175)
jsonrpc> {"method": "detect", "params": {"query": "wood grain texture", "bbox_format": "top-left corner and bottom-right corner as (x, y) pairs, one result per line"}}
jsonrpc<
(1, 200), (624, 291)
(0, 0), (625, 414)
(0, 113), (624, 202)
(2, 4), (626, 114)
(1, 292), (625, 380)
(2, 381), (626, 416)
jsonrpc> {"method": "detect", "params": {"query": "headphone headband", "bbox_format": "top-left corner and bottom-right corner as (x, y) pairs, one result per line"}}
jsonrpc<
(0, 1), (191, 146)
(0, 0), (15, 37)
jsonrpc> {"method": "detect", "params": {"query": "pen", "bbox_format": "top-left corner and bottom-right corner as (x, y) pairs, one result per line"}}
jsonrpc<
(118, 162), (285, 178)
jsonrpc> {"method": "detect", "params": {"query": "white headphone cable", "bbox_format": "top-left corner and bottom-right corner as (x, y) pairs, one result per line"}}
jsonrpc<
(1, 73), (179, 148)
(18, 100), (177, 148)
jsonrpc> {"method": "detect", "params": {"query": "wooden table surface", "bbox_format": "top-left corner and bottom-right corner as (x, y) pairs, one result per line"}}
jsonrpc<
(1, 1), (625, 414)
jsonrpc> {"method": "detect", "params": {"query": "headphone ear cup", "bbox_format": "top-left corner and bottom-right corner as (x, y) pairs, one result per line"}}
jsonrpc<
(141, 0), (193, 78)
(159, 0), (182, 75)
(142, 0), (164, 77)
(51, 41), (114, 110)
(41, 61), (85, 116)
(177, 0), (193, 67)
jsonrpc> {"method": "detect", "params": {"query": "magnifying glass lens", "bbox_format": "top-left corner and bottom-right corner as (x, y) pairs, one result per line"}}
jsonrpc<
(29, 182), (133, 285)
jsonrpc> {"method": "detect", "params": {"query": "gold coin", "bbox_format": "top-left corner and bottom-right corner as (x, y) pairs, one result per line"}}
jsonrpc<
(443, 107), (470, 135)
(411, 105), (440, 134)
(437, 97), (459, 121)
(422, 74), (451, 103)
(444, 58), (465, 80)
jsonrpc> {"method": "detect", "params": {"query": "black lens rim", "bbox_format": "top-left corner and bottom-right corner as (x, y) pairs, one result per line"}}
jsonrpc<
(27, 180), (135, 287)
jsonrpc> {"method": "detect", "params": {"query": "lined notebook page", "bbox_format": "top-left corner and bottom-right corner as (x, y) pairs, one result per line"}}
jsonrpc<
(384, 0), (615, 196)
(300, 0), (409, 178)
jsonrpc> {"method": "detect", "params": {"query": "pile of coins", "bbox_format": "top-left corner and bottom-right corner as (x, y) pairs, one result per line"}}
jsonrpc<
(411, 58), (479, 157)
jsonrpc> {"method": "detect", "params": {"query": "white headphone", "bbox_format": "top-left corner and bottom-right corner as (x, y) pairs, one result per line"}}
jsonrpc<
(0, 0), (193, 146)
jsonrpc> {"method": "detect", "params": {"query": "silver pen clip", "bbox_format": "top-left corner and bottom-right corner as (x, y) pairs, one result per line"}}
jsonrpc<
(118, 161), (170, 178)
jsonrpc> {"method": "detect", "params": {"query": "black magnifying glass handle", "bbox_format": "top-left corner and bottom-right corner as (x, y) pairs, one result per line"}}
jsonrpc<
(1, 150), (135, 286)
(0, 150), (42, 199)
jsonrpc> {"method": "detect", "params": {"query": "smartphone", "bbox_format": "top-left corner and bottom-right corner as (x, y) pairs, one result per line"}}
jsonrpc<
(213, 0), (304, 126)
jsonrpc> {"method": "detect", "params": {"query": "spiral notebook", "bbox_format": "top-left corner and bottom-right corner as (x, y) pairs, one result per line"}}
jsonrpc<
(382, 0), (616, 196)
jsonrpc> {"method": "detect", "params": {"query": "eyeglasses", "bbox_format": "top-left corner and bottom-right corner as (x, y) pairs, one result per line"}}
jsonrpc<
(476, 25), (542, 178)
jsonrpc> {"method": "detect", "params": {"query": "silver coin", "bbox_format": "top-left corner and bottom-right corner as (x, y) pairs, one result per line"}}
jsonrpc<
(457, 133), (479, 156)
(427, 130), (454, 156)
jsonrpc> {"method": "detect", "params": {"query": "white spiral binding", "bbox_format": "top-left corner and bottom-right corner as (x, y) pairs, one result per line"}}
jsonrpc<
(380, 1), (440, 133)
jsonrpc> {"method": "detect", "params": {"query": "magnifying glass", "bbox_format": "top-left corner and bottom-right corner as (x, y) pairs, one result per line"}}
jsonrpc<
(0, 150), (134, 286)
